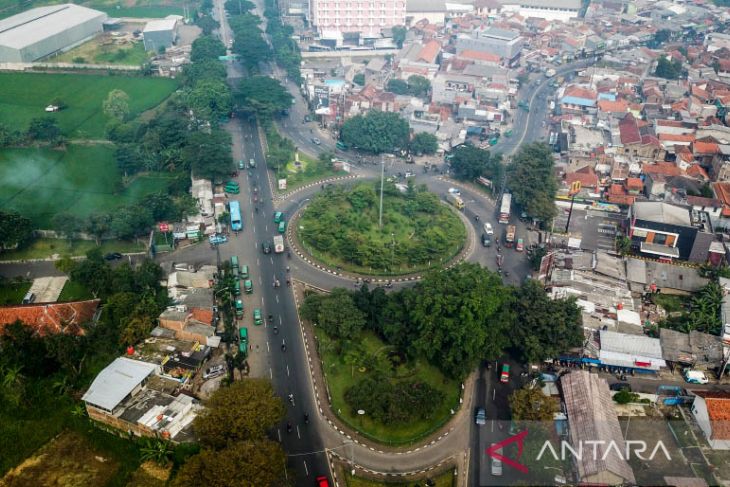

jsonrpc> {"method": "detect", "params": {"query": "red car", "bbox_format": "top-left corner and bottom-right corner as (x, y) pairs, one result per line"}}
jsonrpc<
(317, 476), (330, 487)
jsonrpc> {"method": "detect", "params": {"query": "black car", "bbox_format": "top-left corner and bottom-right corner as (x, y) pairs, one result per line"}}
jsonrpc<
(104, 252), (123, 260)
(609, 382), (631, 392)
(481, 233), (491, 247)
(262, 241), (272, 254)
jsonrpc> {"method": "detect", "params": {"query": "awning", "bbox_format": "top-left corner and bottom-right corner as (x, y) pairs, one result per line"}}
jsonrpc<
(640, 242), (680, 258)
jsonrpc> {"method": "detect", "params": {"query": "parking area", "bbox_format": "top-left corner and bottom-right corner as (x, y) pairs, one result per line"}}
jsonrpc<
(28, 276), (68, 303)
(553, 205), (625, 253)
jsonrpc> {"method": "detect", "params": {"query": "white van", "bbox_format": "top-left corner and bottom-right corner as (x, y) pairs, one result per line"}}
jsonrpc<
(484, 222), (494, 235)
(685, 370), (709, 384)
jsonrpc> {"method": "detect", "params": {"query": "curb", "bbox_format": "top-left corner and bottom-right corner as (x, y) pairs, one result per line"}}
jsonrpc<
(0, 251), (148, 264)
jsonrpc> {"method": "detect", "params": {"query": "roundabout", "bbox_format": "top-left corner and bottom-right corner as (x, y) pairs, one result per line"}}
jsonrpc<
(291, 182), (467, 277)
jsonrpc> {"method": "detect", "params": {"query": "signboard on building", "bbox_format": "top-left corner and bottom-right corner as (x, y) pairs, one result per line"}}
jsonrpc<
(158, 222), (170, 232)
(314, 85), (330, 115)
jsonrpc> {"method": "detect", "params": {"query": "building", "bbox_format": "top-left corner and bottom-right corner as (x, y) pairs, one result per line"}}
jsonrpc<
(142, 16), (181, 51)
(456, 27), (524, 66)
(0, 4), (106, 62)
(629, 201), (715, 262)
(83, 357), (199, 441)
(599, 330), (667, 371)
(405, 0), (472, 24)
(561, 370), (636, 485)
(691, 391), (730, 450)
(0, 299), (100, 336)
(311, 0), (406, 37)
(660, 328), (723, 371)
(499, 0), (581, 22)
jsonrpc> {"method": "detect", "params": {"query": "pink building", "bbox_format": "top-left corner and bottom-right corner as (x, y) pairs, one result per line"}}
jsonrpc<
(311, 0), (405, 38)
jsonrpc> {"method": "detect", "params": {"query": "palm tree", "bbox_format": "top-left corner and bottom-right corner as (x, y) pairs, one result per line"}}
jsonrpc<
(0, 364), (25, 406)
(139, 438), (173, 467)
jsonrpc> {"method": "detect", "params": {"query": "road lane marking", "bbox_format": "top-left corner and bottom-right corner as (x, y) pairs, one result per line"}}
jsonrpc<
(277, 428), (281, 442)
(266, 341), (270, 352)
(296, 425), (301, 439)
(279, 316), (283, 325)
(493, 388), (496, 401)
(270, 368), (273, 379)
(261, 297), (265, 305)
(270, 257), (274, 265)
(287, 364), (290, 376)
(276, 295), (279, 303)
(303, 461), (309, 475)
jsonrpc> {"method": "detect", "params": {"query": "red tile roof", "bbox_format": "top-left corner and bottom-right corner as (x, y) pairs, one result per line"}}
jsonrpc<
(597, 99), (629, 113)
(693, 141), (720, 155)
(619, 113), (642, 145)
(656, 119), (685, 128)
(0, 299), (100, 336)
(609, 184), (626, 196)
(642, 162), (682, 177)
(607, 193), (636, 205)
(191, 308), (213, 324)
(564, 86), (597, 101)
(686, 195), (722, 208)
(565, 166), (599, 188)
(417, 40), (441, 64)
(626, 178), (643, 190)
(687, 164), (710, 180)
(658, 133), (696, 143)
(459, 49), (501, 63)
(695, 391), (730, 440)
(713, 182), (730, 206)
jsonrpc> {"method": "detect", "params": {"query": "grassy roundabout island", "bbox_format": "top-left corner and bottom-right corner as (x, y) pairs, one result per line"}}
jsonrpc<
(297, 182), (466, 276)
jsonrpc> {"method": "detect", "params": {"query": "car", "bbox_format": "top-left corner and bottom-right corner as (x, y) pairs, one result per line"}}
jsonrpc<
(685, 370), (709, 384)
(203, 364), (225, 379)
(274, 211), (284, 223)
(244, 279), (253, 294)
(490, 444), (503, 476)
(238, 160), (245, 169)
(253, 308), (263, 326)
(234, 299), (244, 318)
(312, 137), (321, 145)
(261, 241), (272, 254)
(317, 476), (330, 487)
(249, 158), (255, 168)
(500, 363), (510, 383)
(484, 222), (494, 235)
(609, 382), (631, 392)
(448, 187), (460, 196)
(404, 171), (414, 178)
(104, 252), (123, 260)
(209, 234), (228, 245)
(240, 265), (249, 279)
(481, 233), (491, 247)
(475, 407), (486, 426)
(516, 238), (524, 252)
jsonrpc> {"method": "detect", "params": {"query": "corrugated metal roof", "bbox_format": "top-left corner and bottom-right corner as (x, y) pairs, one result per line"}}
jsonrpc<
(82, 357), (158, 411)
(600, 330), (663, 359)
(0, 4), (106, 50)
(143, 16), (179, 33)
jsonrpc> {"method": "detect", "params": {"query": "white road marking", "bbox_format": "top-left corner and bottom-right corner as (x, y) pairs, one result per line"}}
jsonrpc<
(287, 364), (290, 376)
(279, 316), (283, 325)
(277, 428), (281, 442)
(261, 297), (265, 305)
(296, 425), (301, 439)
(276, 295), (279, 303)
(303, 461), (309, 476)
(270, 368), (273, 379)
(493, 388), (496, 401)
(270, 257), (274, 265)
(491, 419), (495, 432)
(266, 341), (270, 352)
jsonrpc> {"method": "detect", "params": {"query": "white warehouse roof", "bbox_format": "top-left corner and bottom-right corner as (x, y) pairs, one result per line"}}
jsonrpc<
(82, 357), (158, 411)
(143, 16), (181, 33)
(0, 4), (106, 50)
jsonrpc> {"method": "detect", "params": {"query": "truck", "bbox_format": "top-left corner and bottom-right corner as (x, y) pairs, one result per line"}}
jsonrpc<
(273, 235), (285, 253)
(447, 193), (465, 210)
(505, 225), (516, 247)
(499, 193), (511, 224)
(546, 68), (556, 78)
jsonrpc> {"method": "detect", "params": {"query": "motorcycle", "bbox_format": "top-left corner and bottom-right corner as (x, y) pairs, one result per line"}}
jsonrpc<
(286, 422), (292, 433)
(273, 326), (278, 334)
(286, 279), (291, 287)
(304, 413), (309, 424)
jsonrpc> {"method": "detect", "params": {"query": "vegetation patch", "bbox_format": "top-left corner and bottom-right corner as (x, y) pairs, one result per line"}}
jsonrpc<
(0, 238), (144, 261)
(298, 183), (465, 276)
(58, 280), (94, 302)
(53, 38), (151, 66)
(0, 73), (178, 138)
(344, 470), (455, 487)
(0, 145), (175, 228)
(0, 279), (31, 305)
(1, 430), (121, 487)
(96, 5), (185, 17)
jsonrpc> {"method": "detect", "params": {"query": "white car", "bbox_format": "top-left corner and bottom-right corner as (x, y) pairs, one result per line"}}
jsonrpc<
(490, 444), (503, 476)
(448, 187), (460, 195)
(404, 171), (415, 178)
(484, 223), (494, 235)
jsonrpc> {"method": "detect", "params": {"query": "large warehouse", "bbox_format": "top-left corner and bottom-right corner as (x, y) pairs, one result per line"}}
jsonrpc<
(0, 4), (107, 63)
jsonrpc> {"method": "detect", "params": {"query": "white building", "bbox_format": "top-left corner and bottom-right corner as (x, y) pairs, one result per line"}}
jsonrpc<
(691, 391), (730, 450)
(0, 4), (106, 62)
(311, 0), (406, 37)
(142, 16), (181, 51)
(599, 329), (667, 371)
(499, 0), (581, 22)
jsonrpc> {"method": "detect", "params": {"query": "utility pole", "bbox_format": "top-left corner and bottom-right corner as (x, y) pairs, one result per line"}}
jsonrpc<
(564, 181), (581, 234)
(378, 155), (385, 228)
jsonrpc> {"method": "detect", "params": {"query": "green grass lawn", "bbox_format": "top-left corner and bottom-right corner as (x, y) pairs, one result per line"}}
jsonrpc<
(277, 152), (346, 193)
(0, 145), (176, 228)
(0, 280), (31, 305)
(0, 73), (178, 138)
(0, 239), (144, 261)
(53, 39), (150, 66)
(58, 280), (93, 302)
(316, 329), (460, 446)
(345, 470), (455, 487)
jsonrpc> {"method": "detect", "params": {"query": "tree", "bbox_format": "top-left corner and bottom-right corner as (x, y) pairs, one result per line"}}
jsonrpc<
(70, 249), (114, 298)
(407, 75), (430, 98)
(193, 379), (285, 450)
(387, 78), (409, 95)
(184, 79), (233, 125)
(51, 212), (85, 241)
(615, 235), (631, 256)
(0, 210), (33, 249)
(655, 55), (684, 80)
(301, 288), (366, 341)
(510, 279), (583, 363)
(407, 263), (512, 378)
(237, 76), (293, 119)
(509, 385), (559, 421)
(171, 440), (285, 486)
(353, 73), (365, 86)
(391, 25), (407, 48)
(119, 315), (155, 346)
(340, 111), (410, 154)
(139, 438), (174, 467)
(225, 0), (255, 14)
(230, 14), (270, 71)
(507, 143), (558, 223)
(449, 144), (502, 181)
(27, 116), (62, 142)
(195, 14), (219, 36)
(182, 58), (227, 86)
(110, 205), (154, 239)
(103, 89), (130, 122)
(182, 129), (233, 180)
(190, 35), (226, 63)
(409, 132), (438, 155)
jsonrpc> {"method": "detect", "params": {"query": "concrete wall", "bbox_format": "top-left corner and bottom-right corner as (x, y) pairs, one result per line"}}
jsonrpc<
(143, 28), (176, 51)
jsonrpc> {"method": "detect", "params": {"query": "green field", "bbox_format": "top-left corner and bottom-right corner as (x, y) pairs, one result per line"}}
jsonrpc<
(0, 0), (190, 20)
(0, 280), (31, 305)
(0, 145), (175, 228)
(0, 73), (178, 138)
(53, 39), (151, 66)
(0, 239), (145, 261)
(316, 330), (460, 445)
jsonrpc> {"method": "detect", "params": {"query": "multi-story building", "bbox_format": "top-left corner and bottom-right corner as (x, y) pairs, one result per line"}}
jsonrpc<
(455, 27), (524, 66)
(311, 0), (406, 38)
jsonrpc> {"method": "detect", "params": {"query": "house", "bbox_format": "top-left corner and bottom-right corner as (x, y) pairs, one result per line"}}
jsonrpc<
(629, 201), (715, 262)
(691, 391), (730, 450)
(561, 370), (636, 485)
(618, 113), (664, 160)
(560, 86), (597, 114)
(599, 330), (667, 372)
(565, 166), (599, 192)
(0, 299), (100, 336)
(158, 305), (220, 347)
(83, 357), (199, 442)
(660, 328), (723, 371)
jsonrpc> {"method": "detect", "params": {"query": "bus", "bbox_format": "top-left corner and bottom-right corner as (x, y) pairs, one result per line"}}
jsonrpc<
(499, 193), (511, 224)
(229, 200), (242, 231)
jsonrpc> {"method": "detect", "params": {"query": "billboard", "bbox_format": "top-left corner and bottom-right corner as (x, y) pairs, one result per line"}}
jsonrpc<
(313, 85), (330, 115)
